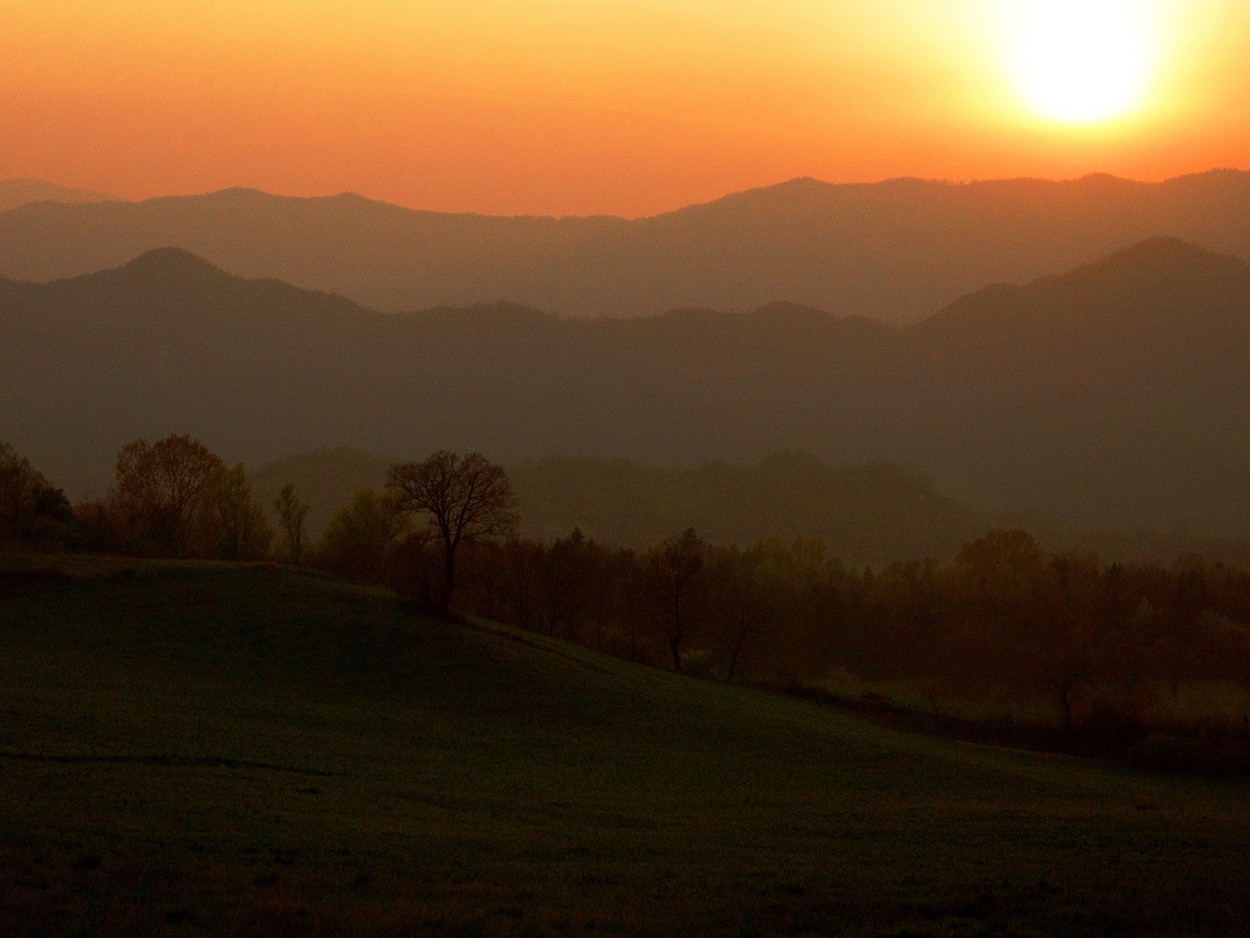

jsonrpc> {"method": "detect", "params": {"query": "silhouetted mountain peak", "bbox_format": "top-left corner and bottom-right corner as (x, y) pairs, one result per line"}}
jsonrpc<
(1089, 235), (1224, 266)
(768, 176), (829, 193)
(201, 186), (275, 203)
(104, 248), (375, 322)
(919, 236), (1250, 339)
(1070, 172), (1144, 191)
(120, 243), (223, 270)
(201, 187), (386, 210)
(119, 246), (230, 280)
(1055, 237), (1250, 293)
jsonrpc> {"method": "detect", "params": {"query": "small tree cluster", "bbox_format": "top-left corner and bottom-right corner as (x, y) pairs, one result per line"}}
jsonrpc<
(317, 490), (408, 583)
(0, 441), (73, 547)
(110, 434), (272, 559)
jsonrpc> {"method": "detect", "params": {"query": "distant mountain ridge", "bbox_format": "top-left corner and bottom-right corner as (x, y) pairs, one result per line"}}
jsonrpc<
(3, 238), (1250, 539)
(0, 179), (115, 213)
(1, 170), (1248, 322)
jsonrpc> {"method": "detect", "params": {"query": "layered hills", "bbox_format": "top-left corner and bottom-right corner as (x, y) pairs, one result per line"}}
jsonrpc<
(4, 238), (1249, 537)
(1, 170), (1248, 322)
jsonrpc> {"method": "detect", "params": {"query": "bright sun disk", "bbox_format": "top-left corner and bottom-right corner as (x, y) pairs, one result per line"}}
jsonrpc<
(1002, 0), (1161, 125)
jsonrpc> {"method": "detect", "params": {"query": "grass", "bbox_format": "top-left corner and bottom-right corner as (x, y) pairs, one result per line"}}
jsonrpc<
(2, 553), (1249, 935)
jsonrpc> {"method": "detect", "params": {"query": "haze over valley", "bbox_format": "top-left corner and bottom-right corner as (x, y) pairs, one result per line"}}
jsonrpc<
(4, 207), (1249, 545)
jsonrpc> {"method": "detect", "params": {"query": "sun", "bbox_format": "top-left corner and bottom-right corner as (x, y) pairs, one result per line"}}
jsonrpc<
(1000, 0), (1162, 125)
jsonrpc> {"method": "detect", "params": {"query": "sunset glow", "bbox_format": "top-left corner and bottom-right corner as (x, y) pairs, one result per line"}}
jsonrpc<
(999, 0), (1162, 124)
(1, 1), (1246, 215)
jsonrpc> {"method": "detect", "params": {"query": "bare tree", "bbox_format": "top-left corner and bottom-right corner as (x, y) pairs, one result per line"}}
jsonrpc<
(645, 528), (706, 672)
(707, 545), (773, 682)
(387, 451), (519, 611)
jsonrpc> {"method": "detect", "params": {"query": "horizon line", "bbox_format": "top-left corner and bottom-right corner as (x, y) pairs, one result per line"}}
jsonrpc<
(6, 166), (1247, 223)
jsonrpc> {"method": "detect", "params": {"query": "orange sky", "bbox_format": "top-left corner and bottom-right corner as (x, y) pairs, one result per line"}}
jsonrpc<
(3, 1), (1247, 217)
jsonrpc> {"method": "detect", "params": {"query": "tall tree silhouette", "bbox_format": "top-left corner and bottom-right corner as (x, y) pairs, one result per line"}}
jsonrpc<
(646, 528), (706, 672)
(275, 483), (311, 563)
(388, 451), (518, 611)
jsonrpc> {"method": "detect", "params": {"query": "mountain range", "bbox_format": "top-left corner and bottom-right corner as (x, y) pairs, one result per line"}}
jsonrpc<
(3, 237), (1249, 538)
(1, 170), (1248, 322)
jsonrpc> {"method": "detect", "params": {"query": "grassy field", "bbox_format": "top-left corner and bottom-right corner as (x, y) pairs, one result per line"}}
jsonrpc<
(2, 554), (1248, 936)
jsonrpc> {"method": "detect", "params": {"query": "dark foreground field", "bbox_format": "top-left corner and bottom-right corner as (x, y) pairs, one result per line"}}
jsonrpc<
(2, 556), (1247, 936)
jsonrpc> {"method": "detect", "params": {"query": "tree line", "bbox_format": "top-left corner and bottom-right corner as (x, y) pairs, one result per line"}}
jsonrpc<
(1, 435), (517, 614)
(4, 434), (1250, 766)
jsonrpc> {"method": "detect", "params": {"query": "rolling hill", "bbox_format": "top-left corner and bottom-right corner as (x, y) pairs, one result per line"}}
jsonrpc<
(3, 238), (1250, 537)
(3, 556), (1248, 935)
(1, 169), (1248, 322)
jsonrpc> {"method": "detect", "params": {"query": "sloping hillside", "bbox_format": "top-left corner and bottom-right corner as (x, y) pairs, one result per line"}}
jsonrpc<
(1, 556), (1248, 935)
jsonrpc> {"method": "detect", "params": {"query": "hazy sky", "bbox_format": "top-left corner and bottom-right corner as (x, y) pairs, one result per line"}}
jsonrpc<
(3, 1), (1247, 216)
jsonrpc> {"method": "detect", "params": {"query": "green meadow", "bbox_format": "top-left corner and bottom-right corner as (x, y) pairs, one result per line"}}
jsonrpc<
(1, 556), (1247, 936)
